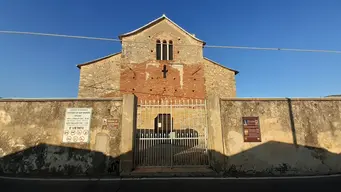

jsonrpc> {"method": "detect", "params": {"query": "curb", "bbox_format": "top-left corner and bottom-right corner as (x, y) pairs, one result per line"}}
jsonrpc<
(1, 174), (341, 181)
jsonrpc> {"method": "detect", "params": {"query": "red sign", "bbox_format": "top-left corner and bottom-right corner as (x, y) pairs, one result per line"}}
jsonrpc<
(242, 117), (261, 142)
(107, 118), (120, 129)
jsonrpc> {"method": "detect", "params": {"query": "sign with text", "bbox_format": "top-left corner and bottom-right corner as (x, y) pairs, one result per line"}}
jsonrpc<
(62, 108), (92, 143)
(107, 118), (120, 129)
(242, 117), (261, 142)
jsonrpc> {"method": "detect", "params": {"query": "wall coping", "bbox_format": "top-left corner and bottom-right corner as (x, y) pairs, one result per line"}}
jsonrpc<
(0, 97), (123, 102)
(220, 97), (341, 101)
(2, 97), (340, 102)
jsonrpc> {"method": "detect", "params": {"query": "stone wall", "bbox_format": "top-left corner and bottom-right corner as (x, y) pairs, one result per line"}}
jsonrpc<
(77, 19), (238, 100)
(0, 98), (123, 176)
(203, 59), (236, 98)
(78, 53), (121, 98)
(112, 18), (207, 100)
(220, 98), (341, 176)
(77, 53), (238, 101)
(121, 19), (203, 64)
(78, 54), (239, 101)
(2, 96), (341, 177)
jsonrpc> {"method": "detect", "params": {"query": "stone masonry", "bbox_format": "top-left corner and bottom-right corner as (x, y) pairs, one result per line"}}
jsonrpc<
(78, 53), (121, 98)
(0, 98), (124, 176)
(77, 15), (238, 100)
(220, 98), (341, 176)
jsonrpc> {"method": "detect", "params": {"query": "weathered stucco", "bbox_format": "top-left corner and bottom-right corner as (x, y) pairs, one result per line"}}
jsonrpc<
(1, 96), (341, 177)
(203, 59), (236, 98)
(0, 98), (123, 176)
(220, 98), (341, 176)
(78, 53), (121, 98)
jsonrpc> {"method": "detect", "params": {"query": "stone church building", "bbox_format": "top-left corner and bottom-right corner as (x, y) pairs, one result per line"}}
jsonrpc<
(77, 15), (238, 100)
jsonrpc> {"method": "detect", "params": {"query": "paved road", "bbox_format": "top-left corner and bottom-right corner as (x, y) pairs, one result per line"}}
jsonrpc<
(1, 176), (340, 192)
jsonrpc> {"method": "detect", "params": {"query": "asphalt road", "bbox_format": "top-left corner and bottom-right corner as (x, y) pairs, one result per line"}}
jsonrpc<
(1, 176), (340, 192)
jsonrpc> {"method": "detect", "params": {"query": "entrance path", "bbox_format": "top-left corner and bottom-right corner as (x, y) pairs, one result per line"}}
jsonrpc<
(130, 167), (216, 177)
(1, 175), (341, 192)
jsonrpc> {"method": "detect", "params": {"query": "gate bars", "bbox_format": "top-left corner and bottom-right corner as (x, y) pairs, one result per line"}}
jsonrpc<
(134, 99), (209, 168)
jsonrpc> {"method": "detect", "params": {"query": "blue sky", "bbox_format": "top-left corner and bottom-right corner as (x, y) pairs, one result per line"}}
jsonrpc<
(0, 0), (340, 98)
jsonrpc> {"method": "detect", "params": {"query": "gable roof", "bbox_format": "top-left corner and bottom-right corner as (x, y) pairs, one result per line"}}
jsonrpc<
(77, 52), (121, 68)
(204, 57), (239, 75)
(119, 14), (206, 45)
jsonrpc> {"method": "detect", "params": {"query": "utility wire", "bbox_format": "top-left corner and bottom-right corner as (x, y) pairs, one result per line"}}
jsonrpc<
(0, 30), (198, 47)
(1, 30), (341, 54)
(0, 30), (121, 42)
(205, 45), (341, 54)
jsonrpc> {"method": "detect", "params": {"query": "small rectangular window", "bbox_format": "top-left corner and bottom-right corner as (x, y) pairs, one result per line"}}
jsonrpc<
(162, 42), (167, 60)
(169, 44), (173, 60)
(156, 42), (161, 60)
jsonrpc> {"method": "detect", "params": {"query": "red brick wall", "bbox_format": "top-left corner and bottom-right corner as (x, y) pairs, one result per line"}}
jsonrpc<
(116, 61), (206, 101)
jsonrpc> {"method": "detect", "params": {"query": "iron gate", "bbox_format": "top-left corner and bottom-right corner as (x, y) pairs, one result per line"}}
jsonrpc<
(134, 99), (209, 168)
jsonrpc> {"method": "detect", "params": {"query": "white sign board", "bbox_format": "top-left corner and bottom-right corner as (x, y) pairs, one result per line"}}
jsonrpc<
(62, 108), (92, 143)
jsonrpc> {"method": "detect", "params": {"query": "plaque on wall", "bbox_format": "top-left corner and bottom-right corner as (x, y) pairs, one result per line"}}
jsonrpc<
(242, 117), (261, 142)
(107, 118), (120, 129)
(62, 108), (92, 143)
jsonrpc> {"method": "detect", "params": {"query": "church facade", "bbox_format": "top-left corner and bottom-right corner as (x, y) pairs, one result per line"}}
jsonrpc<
(77, 15), (238, 100)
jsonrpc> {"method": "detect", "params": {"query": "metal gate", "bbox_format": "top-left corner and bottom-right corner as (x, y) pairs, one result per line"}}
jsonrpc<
(134, 99), (209, 168)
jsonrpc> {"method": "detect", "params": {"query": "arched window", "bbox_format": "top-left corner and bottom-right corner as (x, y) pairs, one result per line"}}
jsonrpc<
(162, 40), (167, 60)
(155, 39), (174, 60)
(156, 40), (161, 60)
(168, 40), (173, 60)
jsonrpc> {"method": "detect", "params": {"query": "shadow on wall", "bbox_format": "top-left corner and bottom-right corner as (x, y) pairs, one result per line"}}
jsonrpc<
(0, 140), (341, 177)
(287, 98), (298, 147)
(223, 141), (341, 177)
(0, 143), (120, 177)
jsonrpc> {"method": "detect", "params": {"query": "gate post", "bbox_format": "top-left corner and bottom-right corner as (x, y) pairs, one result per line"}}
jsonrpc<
(206, 95), (225, 173)
(120, 94), (137, 175)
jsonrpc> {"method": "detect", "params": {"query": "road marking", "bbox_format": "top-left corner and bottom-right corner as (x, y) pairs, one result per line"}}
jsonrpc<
(1, 174), (341, 181)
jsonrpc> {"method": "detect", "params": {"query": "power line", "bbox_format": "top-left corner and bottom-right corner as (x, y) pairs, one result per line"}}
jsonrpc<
(1, 30), (341, 54)
(204, 45), (341, 54)
(0, 30), (198, 47)
(0, 30), (121, 42)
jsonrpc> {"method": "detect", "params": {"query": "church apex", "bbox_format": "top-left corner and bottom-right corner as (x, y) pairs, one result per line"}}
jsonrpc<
(118, 14), (206, 45)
